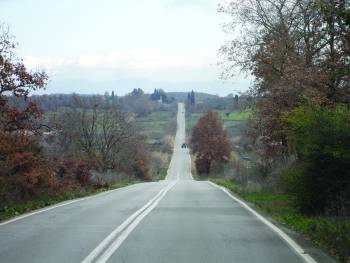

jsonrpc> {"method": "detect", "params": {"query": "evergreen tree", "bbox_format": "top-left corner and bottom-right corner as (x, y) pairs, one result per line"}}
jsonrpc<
(150, 89), (161, 101)
(190, 90), (195, 105)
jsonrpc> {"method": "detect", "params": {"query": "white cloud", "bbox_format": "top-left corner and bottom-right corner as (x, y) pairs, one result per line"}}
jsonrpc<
(77, 49), (217, 70)
(24, 48), (217, 73)
(24, 56), (75, 70)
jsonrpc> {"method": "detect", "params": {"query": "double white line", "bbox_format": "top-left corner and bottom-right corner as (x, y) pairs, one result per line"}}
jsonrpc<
(82, 181), (177, 263)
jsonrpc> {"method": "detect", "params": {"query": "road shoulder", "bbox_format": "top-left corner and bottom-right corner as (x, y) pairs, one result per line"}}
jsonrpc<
(207, 180), (337, 263)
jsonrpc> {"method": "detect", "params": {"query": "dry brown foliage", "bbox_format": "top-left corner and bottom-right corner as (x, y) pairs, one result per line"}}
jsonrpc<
(190, 112), (231, 175)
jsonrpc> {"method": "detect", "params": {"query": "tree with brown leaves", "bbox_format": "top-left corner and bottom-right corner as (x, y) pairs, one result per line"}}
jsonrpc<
(0, 25), (52, 205)
(190, 112), (231, 175)
(0, 25), (48, 133)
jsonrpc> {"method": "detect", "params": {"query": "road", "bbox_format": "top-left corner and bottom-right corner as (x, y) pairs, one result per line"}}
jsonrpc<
(0, 103), (315, 263)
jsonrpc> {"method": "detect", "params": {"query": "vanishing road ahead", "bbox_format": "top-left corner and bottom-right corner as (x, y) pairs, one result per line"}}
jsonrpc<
(0, 103), (316, 263)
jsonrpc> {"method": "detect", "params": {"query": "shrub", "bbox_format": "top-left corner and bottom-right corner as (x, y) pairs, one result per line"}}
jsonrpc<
(285, 105), (350, 215)
(55, 158), (95, 188)
(0, 131), (57, 206)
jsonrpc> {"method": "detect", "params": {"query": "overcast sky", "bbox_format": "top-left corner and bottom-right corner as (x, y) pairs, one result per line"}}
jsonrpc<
(1, 0), (251, 96)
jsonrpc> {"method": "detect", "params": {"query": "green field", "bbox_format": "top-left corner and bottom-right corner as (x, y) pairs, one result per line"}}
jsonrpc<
(186, 110), (251, 135)
(185, 112), (202, 136)
(136, 111), (176, 147)
(220, 110), (252, 121)
(135, 110), (177, 180)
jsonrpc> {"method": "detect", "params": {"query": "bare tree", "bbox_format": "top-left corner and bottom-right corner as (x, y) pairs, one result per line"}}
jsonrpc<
(97, 106), (134, 170)
(56, 101), (150, 179)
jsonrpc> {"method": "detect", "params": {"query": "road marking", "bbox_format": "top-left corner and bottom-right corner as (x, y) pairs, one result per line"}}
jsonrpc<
(188, 153), (194, 180)
(165, 157), (174, 180)
(96, 181), (176, 263)
(82, 181), (177, 263)
(165, 102), (193, 181)
(0, 183), (143, 227)
(207, 181), (317, 263)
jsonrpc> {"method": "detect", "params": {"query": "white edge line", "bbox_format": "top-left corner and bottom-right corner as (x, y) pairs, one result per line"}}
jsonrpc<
(188, 153), (194, 180)
(82, 181), (176, 263)
(207, 181), (317, 263)
(0, 182), (143, 227)
(165, 158), (173, 180)
(96, 181), (177, 263)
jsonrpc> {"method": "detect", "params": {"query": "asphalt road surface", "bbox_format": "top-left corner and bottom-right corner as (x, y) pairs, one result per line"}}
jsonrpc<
(0, 103), (316, 263)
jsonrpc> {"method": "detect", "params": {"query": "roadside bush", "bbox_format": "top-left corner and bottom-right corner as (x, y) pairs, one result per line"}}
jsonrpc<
(55, 158), (96, 189)
(133, 159), (150, 181)
(115, 136), (151, 181)
(0, 132), (106, 208)
(285, 105), (350, 216)
(0, 131), (57, 206)
(160, 135), (174, 153)
(150, 151), (170, 180)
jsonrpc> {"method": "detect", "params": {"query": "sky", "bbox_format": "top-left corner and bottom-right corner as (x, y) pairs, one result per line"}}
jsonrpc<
(1, 0), (252, 96)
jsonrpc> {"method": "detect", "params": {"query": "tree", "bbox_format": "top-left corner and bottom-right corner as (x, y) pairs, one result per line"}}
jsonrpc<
(285, 105), (350, 215)
(97, 106), (135, 171)
(190, 90), (195, 105)
(0, 25), (48, 133)
(219, 0), (350, 216)
(190, 112), (231, 175)
(110, 91), (116, 104)
(220, 0), (350, 162)
(0, 25), (53, 205)
(0, 130), (55, 205)
(57, 101), (150, 179)
(131, 88), (144, 96)
(150, 89), (160, 101)
(115, 133), (151, 181)
(187, 90), (195, 105)
(150, 88), (169, 103)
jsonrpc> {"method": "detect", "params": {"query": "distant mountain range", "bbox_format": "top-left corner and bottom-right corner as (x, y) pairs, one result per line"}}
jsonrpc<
(39, 78), (250, 97)
(167, 92), (218, 101)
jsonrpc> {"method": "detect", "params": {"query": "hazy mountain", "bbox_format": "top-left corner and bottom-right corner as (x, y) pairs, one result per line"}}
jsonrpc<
(39, 78), (249, 97)
(167, 92), (218, 101)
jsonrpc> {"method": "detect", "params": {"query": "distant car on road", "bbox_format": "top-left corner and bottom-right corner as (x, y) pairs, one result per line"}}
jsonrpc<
(181, 143), (187, 148)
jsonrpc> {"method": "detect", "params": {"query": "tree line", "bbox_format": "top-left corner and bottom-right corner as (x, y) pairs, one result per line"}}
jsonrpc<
(0, 25), (151, 207)
(220, 0), (350, 215)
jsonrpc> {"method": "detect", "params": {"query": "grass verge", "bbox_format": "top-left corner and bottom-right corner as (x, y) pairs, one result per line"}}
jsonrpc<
(158, 167), (169, 180)
(210, 178), (350, 263)
(0, 180), (140, 223)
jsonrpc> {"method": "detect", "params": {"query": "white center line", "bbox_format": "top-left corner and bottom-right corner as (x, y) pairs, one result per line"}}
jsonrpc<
(82, 181), (177, 263)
